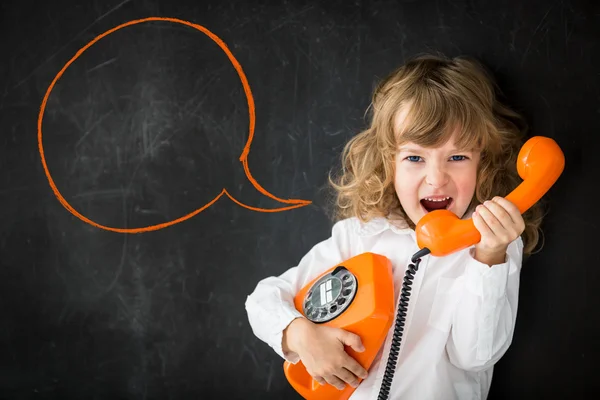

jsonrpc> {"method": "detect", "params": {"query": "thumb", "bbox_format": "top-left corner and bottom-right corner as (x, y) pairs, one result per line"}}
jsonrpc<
(338, 330), (365, 352)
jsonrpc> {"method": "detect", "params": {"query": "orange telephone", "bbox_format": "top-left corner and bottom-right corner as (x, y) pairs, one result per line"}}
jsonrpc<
(283, 136), (565, 400)
(283, 253), (395, 400)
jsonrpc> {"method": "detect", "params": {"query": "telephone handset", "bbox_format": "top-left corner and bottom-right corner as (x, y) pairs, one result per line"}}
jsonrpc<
(283, 136), (565, 400)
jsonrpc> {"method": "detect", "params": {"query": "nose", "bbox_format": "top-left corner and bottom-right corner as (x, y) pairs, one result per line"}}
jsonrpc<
(425, 163), (449, 188)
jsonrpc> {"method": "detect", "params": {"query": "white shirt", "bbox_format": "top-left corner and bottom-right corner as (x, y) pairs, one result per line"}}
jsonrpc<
(245, 216), (523, 400)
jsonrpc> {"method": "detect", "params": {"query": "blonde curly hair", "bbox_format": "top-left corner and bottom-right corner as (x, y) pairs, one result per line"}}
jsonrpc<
(328, 53), (545, 256)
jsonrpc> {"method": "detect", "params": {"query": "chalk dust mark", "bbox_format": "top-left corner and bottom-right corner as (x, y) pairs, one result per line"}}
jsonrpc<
(266, 5), (314, 34)
(75, 110), (114, 148)
(13, 0), (132, 89)
(521, 6), (553, 65)
(72, 188), (131, 199)
(104, 192), (128, 294)
(87, 57), (118, 73)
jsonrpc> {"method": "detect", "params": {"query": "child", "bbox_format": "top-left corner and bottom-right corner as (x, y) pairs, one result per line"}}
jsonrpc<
(245, 54), (544, 400)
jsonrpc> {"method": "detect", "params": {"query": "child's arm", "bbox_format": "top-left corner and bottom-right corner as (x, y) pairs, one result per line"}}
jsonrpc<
(244, 218), (354, 362)
(245, 218), (370, 389)
(281, 316), (368, 390)
(445, 236), (523, 372)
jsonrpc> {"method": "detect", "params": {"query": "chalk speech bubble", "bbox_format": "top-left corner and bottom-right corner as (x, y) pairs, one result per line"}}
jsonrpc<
(38, 17), (312, 233)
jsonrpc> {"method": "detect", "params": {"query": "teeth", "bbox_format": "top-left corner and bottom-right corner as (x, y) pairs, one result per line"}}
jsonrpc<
(423, 197), (450, 202)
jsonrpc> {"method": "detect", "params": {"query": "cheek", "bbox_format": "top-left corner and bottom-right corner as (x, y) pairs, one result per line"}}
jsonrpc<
(455, 169), (478, 197)
(394, 166), (420, 201)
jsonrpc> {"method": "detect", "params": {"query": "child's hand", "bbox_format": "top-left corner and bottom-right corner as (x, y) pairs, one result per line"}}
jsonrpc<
(472, 196), (525, 265)
(283, 317), (368, 390)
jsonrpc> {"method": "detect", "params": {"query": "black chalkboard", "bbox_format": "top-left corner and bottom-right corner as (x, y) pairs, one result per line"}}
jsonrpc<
(0, 0), (598, 398)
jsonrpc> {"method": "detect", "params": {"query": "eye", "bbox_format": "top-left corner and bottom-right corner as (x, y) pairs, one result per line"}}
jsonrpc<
(406, 155), (422, 162)
(450, 155), (468, 161)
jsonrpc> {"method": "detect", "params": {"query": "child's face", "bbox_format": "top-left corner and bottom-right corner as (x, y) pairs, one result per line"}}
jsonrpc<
(393, 120), (480, 226)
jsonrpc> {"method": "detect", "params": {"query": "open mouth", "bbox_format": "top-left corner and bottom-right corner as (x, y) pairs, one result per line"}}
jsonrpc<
(420, 197), (453, 213)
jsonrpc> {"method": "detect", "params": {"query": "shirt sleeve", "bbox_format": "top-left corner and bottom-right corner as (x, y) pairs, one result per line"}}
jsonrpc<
(445, 236), (524, 372)
(244, 218), (354, 364)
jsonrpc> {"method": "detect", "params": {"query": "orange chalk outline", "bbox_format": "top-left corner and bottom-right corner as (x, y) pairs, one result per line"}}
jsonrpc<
(38, 17), (312, 233)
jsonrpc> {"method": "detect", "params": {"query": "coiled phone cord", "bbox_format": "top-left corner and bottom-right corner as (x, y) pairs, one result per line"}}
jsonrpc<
(377, 247), (431, 400)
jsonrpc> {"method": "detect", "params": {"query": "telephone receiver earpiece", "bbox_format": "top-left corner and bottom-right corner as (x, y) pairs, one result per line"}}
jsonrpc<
(415, 136), (565, 257)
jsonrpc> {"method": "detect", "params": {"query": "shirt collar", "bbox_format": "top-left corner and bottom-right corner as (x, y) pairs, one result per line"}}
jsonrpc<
(354, 216), (413, 237)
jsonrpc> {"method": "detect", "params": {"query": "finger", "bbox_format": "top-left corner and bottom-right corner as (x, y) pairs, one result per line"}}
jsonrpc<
(338, 330), (365, 353)
(473, 205), (504, 237)
(482, 200), (513, 230)
(472, 208), (494, 238)
(491, 196), (521, 217)
(335, 367), (360, 388)
(323, 374), (346, 391)
(313, 376), (326, 386)
(492, 196), (525, 232)
(342, 353), (368, 380)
